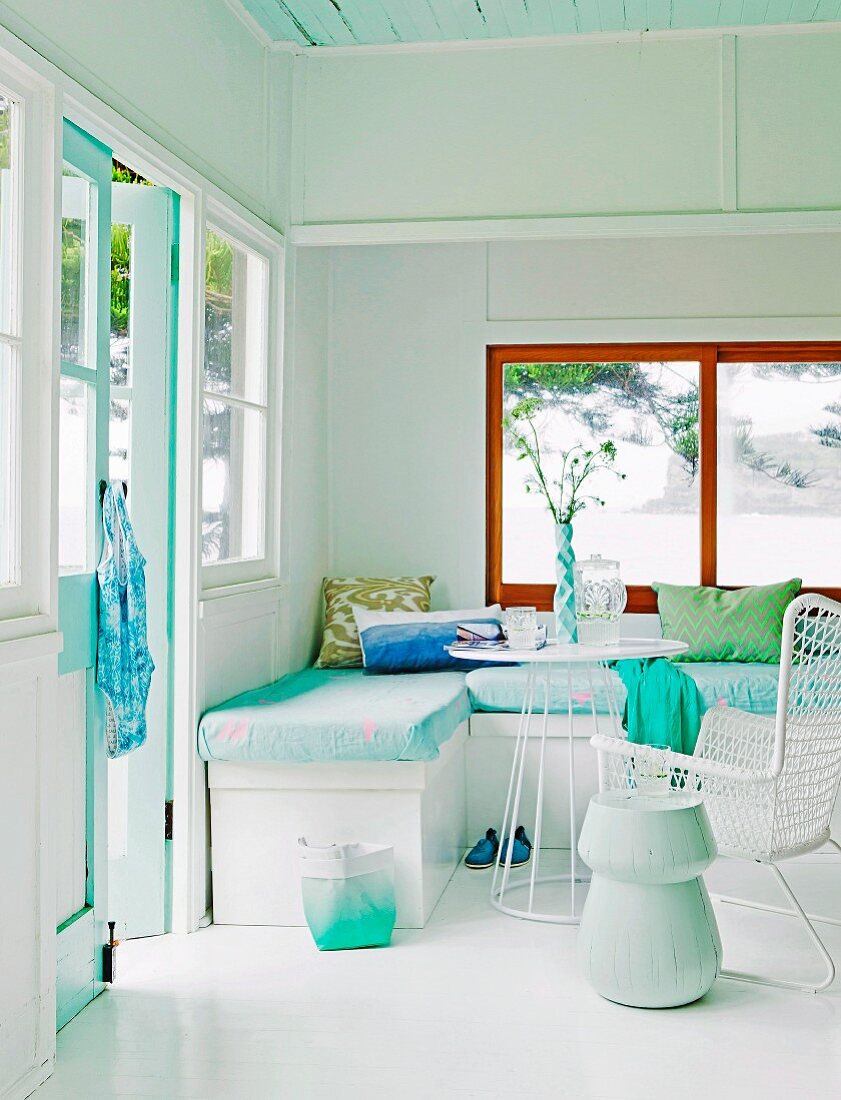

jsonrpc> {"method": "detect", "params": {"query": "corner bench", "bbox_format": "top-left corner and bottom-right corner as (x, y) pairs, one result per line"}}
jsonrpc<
(199, 661), (781, 929)
(200, 669), (471, 928)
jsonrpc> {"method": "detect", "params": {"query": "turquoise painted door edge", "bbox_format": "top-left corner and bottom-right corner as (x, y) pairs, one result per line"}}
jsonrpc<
(56, 120), (112, 1030)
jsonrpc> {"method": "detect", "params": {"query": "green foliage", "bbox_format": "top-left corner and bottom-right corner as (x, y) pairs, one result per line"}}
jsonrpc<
(110, 223), (130, 338)
(504, 360), (841, 491)
(734, 417), (817, 488)
(813, 402), (841, 448)
(503, 398), (625, 525)
(0, 97), (11, 172)
(504, 361), (701, 477)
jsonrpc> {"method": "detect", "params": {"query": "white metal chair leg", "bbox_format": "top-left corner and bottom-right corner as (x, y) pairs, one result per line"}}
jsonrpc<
(715, 839), (841, 928)
(719, 863), (836, 993)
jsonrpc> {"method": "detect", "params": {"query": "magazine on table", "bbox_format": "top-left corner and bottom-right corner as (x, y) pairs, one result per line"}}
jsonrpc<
(449, 621), (547, 651)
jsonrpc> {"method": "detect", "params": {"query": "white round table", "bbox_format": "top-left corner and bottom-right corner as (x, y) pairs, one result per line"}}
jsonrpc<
(450, 637), (688, 924)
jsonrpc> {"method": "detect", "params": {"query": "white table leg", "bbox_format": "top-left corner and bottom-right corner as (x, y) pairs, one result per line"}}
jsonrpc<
(567, 663), (577, 919)
(527, 664), (551, 912)
(585, 663), (603, 793)
(491, 661), (590, 925)
(492, 663), (536, 905)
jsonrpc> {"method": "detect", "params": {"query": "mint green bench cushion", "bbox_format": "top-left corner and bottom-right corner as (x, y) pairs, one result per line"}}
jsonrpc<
(198, 668), (470, 764)
(465, 662), (780, 717)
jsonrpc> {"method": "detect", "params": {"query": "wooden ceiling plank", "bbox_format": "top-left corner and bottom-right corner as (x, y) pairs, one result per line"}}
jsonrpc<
(643, 0), (674, 30)
(519, 0), (555, 35)
(597, 0), (629, 33)
(814, 0), (841, 21)
(473, 0), (515, 39)
(424, 0), (471, 38)
(788, 0), (821, 20)
(448, 0), (495, 38)
(388, 0), (443, 38)
(497, 0), (535, 36)
(573, 0), (604, 32)
(547, 0), (584, 33)
(673, 0), (725, 28)
(740, 1), (772, 26)
(241, 0), (312, 43)
(301, 0), (359, 44)
(376, 0), (425, 41)
(332, 0), (398, 43)
(763, 0), (795, 20)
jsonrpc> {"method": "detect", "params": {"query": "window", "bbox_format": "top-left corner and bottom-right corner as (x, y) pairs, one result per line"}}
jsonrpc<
(201, 223), (271, 576)
(487, 344), (841, 612)
(0, 91), (19, 589)
(58, 166), (94, 575)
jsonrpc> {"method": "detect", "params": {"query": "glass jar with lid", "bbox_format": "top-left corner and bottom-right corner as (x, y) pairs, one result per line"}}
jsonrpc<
(573, 554), (628, 646)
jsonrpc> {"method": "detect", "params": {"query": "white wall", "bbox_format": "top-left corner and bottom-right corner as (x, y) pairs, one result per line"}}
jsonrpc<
(324, 232), (841, 607)
(0, 0), (292, 228)
(284, 247), (330, 670)
(299, 28), (841, 225)
(193, 246), (329, 921)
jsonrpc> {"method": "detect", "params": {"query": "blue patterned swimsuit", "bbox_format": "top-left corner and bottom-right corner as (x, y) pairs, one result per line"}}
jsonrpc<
(97, 483), (155, 758)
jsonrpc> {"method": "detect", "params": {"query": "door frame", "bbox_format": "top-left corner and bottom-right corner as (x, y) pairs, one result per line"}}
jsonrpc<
(59, 93), (286, 936)
(61, 99), (207, 935)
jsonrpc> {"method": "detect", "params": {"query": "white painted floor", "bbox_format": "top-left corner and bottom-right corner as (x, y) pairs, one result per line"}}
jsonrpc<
(37, 851), (841, 1100)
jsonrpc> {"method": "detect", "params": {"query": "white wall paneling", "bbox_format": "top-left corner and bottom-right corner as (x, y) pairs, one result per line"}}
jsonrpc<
(198, 587), (288, 713)
(282, 246), (329, 671)
(0, 649), (59, 1100)
(53, 671), (86, 927)
(296, 26), (841, 232)
(303, 36), (723, 224)
(323, 231), (841, 610)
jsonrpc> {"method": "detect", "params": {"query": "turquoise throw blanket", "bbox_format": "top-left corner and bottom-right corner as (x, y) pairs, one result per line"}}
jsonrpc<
(612, 658), (706, 755)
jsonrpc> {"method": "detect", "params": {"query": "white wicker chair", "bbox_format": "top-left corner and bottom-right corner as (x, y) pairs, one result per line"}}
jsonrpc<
(591, 593), (841, 993)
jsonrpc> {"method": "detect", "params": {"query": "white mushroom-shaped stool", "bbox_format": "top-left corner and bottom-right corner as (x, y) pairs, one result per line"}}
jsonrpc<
(577, 791), (722, 1008)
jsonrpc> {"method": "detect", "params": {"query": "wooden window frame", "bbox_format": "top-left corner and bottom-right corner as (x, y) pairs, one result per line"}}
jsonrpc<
(487, 342), (841, 614)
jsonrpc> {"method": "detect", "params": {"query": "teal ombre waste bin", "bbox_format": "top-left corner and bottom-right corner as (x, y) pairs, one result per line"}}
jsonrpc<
(299, 839), (397, 951)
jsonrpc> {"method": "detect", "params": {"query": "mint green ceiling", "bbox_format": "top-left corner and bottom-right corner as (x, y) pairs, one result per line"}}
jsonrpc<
(237, 1), (841, 47)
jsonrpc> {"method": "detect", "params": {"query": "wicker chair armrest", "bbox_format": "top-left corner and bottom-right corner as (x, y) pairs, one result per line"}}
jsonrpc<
(589, 734), (776, 786)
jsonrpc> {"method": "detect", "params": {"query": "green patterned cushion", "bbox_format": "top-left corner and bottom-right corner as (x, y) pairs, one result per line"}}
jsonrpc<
(315, 576), (435, 669)
(652, 579), (801, 663)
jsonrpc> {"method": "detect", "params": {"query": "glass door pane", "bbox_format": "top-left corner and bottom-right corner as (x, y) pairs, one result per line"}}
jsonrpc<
(61, 168), (89, 367)
(58, 375), (92, 574)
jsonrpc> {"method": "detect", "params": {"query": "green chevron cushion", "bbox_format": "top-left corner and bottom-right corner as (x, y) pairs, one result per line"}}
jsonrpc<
(315, 576), (435, 669)
(652, 579), (801, 663)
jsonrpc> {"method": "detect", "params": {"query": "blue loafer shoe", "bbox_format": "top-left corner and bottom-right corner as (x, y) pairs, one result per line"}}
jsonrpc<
(500, 825), (533, 868)
(464, 828), (500, 869)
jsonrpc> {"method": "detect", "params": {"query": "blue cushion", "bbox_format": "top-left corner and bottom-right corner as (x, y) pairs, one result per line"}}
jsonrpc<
(197, 668), (470, 763)
(466, 661), (781, 716)
(360, 618), (501, 674)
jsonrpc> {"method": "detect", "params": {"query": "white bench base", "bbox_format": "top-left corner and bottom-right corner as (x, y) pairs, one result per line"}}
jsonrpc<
(207, 722), (468, 929)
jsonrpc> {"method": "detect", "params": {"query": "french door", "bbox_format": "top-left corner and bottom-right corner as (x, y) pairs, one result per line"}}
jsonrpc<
(56, 120), (112, 1030)
(55, 120), (177, 1028)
